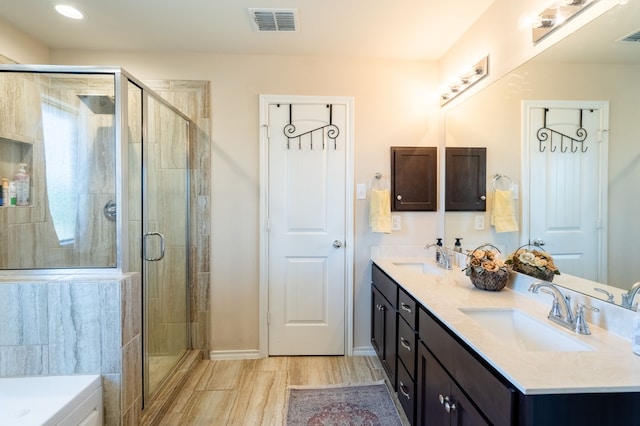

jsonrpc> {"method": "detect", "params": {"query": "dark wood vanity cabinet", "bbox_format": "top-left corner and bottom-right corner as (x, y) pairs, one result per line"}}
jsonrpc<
(417, 343), (488, 426)
(418, 307), (515, 426)
(372, 262), (513, 425)
(371, 264), (398, 389)
(371, 262), (640, 426)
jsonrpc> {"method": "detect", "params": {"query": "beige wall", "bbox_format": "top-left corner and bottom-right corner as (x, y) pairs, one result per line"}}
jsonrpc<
(0, 18), (49, 64)
(49, 50), (441, 353)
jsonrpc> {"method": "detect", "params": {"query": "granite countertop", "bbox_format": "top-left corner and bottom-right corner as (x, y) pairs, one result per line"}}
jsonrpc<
(373, 257), (640, 395)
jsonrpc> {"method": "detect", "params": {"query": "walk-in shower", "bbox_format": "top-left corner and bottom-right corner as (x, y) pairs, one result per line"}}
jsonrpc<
(0, 65), (194, 403)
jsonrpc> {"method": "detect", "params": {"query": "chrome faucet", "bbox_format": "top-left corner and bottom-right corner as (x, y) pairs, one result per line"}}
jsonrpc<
(425, 243), (451, 270)
(621, 282), (640, 310)
(529, 281), (575, 325)
(528, 281), (599, 335)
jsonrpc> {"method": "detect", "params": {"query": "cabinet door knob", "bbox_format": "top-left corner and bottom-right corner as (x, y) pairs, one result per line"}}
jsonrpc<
(400, 303), (412, 313)
(396, 194), (402, 200)
(480, 195), (486, 201)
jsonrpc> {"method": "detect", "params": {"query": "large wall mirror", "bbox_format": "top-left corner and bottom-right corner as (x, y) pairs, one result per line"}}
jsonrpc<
(444, 1), (640, 309)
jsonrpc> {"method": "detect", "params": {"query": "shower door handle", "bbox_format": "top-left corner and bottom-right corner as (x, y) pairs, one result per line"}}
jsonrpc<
(143, 232), (165, 261)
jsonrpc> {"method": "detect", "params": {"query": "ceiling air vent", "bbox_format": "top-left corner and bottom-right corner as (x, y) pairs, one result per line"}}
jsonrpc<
(249, 8), (298, 32)
(619, 29), (640, 43)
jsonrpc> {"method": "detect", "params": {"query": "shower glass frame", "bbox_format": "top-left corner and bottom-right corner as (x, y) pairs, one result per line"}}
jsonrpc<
(0, 64), (193, 404)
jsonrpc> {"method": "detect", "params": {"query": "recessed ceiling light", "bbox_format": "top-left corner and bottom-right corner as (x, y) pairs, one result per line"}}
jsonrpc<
(54, 4), (84, 20)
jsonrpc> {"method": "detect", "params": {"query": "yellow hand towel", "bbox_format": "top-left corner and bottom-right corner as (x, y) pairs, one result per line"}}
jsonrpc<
(369, 189), (392, 233)
(491, 189), (519, 233)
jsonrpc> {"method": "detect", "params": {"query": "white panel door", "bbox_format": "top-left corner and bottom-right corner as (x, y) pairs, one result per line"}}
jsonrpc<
(267, 101), (347, 355)
(526, 102), (607, 281)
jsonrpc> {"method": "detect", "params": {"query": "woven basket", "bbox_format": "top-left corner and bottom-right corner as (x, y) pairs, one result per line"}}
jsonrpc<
(511, 262), (556, 282)
(466, 244), (509, 292)
(469, 268), (509, 291)
(508, 244), (558, 282)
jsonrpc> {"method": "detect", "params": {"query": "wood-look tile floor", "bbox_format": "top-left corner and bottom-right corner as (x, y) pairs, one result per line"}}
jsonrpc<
(156, 355), (409, 425)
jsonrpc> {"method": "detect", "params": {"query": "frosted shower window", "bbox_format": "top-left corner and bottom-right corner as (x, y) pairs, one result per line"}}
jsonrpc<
(42, 99), (78, 245)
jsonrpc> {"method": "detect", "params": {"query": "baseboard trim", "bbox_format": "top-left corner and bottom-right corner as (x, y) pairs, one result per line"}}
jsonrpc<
(209, 349), (263, 360)
(210, 347), (375, 359)
(352, 346), (376, 357)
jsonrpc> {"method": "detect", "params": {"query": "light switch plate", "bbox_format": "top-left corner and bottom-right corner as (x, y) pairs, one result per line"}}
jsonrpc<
(392, 215), (401, 231)
(356, 183), (366, 200)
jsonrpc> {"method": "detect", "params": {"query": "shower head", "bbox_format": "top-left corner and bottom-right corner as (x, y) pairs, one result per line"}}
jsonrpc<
(77, 94), (115, 114)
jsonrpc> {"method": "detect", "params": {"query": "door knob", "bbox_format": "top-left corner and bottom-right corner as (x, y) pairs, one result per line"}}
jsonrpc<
(333, 240), (343, 248)
(533, 239), (546, 246)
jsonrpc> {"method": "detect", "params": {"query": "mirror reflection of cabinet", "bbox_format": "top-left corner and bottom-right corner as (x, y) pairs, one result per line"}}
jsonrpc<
(390, 146), (437, 211)
(445, 147), (486, 211)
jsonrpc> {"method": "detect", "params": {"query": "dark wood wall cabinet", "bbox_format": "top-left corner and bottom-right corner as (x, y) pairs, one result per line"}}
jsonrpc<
(445, 147), (486, 211)
(391, 147), (437, 211)
(371, 262), (640, 426)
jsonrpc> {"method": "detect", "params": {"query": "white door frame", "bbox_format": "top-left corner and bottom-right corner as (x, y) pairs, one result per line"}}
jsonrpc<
(258, 94), (355, 358)
(521, 100), (609, 282)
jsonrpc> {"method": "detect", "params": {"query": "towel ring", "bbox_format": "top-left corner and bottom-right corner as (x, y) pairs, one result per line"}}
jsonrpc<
(492, 174), (513, 191)
(369, 172), (390, 190)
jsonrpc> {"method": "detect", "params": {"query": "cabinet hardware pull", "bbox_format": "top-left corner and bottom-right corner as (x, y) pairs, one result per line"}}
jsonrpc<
(401, 303), (412, 313)
(376, 304), (385, 311)
(445, 398), (457, 413)
(439, 394), (445, 405)
(400, 337), (412, 351)
(399, 382), (410, 399)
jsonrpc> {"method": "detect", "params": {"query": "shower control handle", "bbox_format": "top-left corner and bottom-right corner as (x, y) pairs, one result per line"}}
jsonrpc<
(143, 232), (165, 261)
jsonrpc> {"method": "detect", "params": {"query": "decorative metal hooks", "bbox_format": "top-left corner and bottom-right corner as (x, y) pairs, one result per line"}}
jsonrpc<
(537, 108), (591, 153)
(280, 104), (341, 150)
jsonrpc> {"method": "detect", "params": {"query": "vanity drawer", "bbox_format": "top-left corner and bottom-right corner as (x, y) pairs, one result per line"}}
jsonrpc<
(398, 287), (417, 328)
(419, 307), (515, 426)
(397, 359), (415, 424)
(397, 315), (416, 380)
(372, 263), (398, 307)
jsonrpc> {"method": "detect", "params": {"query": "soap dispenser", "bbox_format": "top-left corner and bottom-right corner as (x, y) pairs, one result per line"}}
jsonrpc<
(454, 238), (463, 253)
(435, 238), (443, 262)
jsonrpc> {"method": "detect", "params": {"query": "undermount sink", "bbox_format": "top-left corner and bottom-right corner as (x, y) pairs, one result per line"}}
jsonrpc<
(392, 260), (444, 276)
(459, 307), (593, 352)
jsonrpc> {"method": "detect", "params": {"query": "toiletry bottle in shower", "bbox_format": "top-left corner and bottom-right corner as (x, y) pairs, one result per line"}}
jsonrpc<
(454, 238), (463, 253)
(1, 178), (8, 206)
(14, 163), (30, 206)
(8, 180), (16, 206)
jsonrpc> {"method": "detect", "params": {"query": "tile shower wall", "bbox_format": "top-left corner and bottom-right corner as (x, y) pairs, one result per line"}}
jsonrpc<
(0, 273), (142, 425)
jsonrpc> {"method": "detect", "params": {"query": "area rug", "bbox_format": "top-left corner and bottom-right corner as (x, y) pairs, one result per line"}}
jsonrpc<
(286, 382), (403, 425)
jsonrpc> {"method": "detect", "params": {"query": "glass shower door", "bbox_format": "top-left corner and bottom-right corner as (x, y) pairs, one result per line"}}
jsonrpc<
(142, 94), (190, 399)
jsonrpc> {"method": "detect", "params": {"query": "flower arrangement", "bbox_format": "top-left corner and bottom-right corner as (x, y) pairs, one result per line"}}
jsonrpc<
(464, 244), (509, 291)
(505, 245), (560, 282)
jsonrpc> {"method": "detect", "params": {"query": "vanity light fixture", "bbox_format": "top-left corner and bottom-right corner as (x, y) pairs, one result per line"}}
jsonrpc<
(531, 0), (598, 42)
(54, 4), (84, 20)
(440, 55), (489, 106)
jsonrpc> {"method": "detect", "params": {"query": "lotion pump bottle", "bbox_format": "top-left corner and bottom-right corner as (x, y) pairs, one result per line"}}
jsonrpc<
(14, 163), (29, 206)
(454, 238), (463, 253)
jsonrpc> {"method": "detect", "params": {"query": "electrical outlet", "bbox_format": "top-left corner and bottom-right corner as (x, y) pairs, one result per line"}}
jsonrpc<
(356, 183), (367, 200)
(474, 215), (485, 230)
(391, 215), (401, 231)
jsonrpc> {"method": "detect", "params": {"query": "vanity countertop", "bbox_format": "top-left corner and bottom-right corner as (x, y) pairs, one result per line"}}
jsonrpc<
(373, 257), (640, 395)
